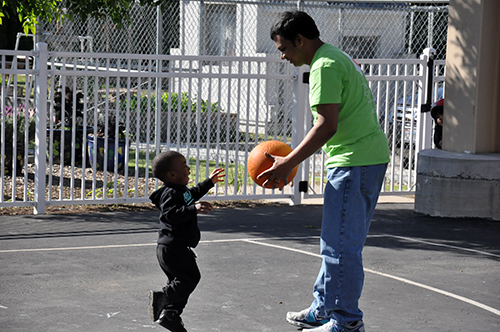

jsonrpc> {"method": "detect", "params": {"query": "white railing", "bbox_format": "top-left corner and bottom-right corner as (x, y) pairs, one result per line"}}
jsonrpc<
(299, 55), (437, 199)
(1, 44), (442, 213)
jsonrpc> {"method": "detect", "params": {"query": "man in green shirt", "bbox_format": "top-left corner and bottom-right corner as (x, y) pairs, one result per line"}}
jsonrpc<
(261, 11), (390, 332)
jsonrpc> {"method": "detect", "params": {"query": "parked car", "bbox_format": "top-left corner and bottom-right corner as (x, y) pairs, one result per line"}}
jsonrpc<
(396, 86), (444, 124)
(397, 85), (444, 143)
(379, 86), (444, 169)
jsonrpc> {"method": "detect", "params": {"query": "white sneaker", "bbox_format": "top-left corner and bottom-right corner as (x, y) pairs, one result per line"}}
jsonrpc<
(302, 320), (365, 332)
(286, 308), (329, 328)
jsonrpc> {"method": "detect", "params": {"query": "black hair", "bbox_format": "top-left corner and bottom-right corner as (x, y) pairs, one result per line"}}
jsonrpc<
(152, 151), (184, 182)
(431, 105), (443, 121)
(270, 11), (320, 44)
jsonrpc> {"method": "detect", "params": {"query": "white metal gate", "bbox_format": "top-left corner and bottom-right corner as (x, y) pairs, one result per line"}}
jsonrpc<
(298, 51), (445, 200)
(1, 44), (443, 213)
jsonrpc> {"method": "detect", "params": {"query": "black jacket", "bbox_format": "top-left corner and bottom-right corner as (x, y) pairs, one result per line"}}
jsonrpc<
(149, 179), (214, 248)
(434, 124), (443, 149)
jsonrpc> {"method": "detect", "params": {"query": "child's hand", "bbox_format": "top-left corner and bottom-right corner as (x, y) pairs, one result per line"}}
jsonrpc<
(209, 168), (225, 185)
(195, 201), (213, 214)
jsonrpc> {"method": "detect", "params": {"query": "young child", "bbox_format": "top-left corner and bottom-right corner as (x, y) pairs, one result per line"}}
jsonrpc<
(431, 99), (444, 149)
(148, 151), (224, 332)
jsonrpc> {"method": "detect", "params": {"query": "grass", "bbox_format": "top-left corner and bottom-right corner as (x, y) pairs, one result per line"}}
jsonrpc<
(127, 149), (412, 193)
(127, 149), (251, 189)
(1, 74), (27, 84)
(1, 74), (35, 99)
(306, 175), (412, 193)
(384, 182), (409, 192)
(127, 149), (154, 175)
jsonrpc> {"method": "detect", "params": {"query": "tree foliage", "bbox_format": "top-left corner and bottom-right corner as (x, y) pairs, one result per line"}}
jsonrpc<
(0, 0), (162, 35)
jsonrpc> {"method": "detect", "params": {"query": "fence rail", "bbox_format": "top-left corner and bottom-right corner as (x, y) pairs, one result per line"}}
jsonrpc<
(3, 0), (451, 214)
(1, 43), (443, 214)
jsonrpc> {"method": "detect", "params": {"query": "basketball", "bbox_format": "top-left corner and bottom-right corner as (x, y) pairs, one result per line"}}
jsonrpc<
(247, 140), (298, 188)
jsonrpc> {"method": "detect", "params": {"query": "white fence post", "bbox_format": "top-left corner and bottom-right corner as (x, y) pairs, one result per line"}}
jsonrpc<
(34, 42), (48, 214)
(0, 49), (445, 210)
(417, 48), (436, 155)
(290, 66), (308, 206)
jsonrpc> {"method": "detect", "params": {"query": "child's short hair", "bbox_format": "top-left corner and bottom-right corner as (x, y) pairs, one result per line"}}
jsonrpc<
(152, 151), (184, 182)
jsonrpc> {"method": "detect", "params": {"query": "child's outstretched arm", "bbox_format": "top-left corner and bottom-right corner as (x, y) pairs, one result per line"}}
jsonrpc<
(209, 167), (225, 185)
(188, 168), (225, 202)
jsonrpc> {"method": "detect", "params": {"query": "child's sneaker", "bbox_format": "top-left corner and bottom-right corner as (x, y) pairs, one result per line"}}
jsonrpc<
(303, 320), (365, 332)
(286, 308), (330, 328)
(148, 290), (168, 322)
(158, 309), (187, 332)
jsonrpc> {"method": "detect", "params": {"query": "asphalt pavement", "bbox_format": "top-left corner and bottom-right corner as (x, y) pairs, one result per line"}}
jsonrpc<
(1, 198), (499, 332)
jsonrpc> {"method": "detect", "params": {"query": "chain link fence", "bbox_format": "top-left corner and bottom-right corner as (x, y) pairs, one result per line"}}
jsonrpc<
(1, 1), (450, 208)
(39, 1), (448, 59)
(37, 1), (448, 146)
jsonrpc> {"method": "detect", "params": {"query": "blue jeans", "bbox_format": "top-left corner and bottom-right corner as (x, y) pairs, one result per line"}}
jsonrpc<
(311, 164), (387, 325)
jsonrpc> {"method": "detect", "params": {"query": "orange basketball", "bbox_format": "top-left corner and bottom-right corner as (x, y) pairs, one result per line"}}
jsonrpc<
(247, 140), (298, 188)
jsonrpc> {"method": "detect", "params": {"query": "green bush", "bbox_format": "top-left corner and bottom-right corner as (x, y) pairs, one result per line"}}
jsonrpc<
(119, 91), (236, 143)
(3, 104), (36, 145)
(122, 92), (222, 113)
(2, 104), (36, 175)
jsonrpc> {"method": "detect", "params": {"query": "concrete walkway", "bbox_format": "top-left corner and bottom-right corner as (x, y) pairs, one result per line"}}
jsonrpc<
(0, 200), (499, 331)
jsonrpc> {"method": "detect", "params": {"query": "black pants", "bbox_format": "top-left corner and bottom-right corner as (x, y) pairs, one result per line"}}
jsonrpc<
(156, 244), (201, 314)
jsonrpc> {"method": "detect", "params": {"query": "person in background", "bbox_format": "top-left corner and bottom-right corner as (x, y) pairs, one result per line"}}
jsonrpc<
(431, 99), (444, 149)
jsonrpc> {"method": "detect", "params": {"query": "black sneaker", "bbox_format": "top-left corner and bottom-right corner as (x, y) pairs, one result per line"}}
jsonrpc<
(158, 309), (187, 332)
(148, 290), (168, 322)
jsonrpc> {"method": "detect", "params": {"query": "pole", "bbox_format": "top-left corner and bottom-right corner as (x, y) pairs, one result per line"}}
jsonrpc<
(34, 43), (48, 215)
(155, 5), (163, 156)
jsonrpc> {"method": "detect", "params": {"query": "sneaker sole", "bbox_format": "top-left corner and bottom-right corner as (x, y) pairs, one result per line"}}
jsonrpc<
(148, 291), (155, 321)
(286, 317), (323, 329)
(158, 312), (187, 332)
(158, 321), (187, 332)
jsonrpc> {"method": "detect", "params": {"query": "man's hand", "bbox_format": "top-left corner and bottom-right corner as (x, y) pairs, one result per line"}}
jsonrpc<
(256, 103), (339, 189)
(257, 153), (294, 189)
(195, 201), (213, 214)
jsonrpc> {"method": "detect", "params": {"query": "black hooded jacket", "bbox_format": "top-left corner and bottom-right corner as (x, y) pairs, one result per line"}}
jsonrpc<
(149, 179), (214, 248)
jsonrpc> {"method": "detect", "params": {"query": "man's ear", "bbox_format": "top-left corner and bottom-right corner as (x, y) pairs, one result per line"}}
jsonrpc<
(296, 34), (304, 47)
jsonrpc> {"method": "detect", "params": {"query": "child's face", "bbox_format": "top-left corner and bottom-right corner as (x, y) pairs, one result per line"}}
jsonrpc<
(437, 114), (443, 126)
(168, 156), (191, 186)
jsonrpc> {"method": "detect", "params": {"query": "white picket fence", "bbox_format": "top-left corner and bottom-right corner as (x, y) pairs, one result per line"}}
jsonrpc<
(1, 44), (443, 214)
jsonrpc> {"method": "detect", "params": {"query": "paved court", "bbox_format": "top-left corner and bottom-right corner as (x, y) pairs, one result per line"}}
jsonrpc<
(0, 201), (499, 331)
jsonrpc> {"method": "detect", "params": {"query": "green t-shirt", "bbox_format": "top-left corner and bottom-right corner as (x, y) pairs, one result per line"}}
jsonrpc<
(309, 43), (390, 168)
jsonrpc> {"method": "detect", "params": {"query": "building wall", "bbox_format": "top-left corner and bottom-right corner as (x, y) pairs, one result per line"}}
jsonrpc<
(171, 1), (408, 129)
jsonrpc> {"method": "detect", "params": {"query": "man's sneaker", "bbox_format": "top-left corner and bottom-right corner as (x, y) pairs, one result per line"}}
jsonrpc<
(286, 308), (330, 328)
(148, 290), (168, 322)
(158, 309), (187, 332)
(303, 320), (365, 332)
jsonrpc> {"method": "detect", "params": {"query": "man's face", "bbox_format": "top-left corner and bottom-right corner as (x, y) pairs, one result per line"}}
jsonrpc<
(437, 114), (443, 126)
(274, 35), (306, 67)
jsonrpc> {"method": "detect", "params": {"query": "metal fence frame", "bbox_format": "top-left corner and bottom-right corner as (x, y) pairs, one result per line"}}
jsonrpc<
(299, 51), (443, 200)
(36, 1), (449, 59)
(1, 44), (443, 214)
(2, 45), (301, 213)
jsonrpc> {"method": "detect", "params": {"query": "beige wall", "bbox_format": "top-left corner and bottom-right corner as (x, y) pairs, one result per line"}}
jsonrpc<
(444, 0), (500, 153)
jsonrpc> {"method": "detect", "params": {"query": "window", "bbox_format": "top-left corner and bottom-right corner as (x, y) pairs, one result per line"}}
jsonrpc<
(204, 5), (237, 56)
(342, 36), (379, 59)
